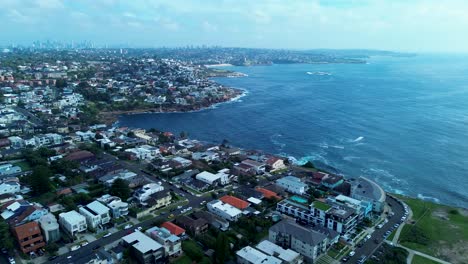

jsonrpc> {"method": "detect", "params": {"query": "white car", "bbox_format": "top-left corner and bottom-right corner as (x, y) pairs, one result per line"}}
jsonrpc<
(81, 242), (89, 247)
(103, 232), (112, 237)
(70, 245), (81, 251)
(134, 226), (142, 232)
(124, 224), (132, 229)
(349, 251), (356, 257)
(366, 234), (371, 239)
(8, 257), (15, 264)
(177, 206), (183, 209)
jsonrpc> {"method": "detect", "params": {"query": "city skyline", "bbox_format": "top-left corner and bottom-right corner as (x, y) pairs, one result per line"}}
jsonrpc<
(2, 0), (468, 53)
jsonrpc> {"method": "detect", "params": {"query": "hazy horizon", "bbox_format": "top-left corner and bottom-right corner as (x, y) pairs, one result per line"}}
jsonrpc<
(2, 0), (468, 53)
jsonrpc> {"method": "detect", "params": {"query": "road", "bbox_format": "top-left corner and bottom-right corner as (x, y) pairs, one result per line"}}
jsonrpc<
(345, 194), (406, 263)
(48, 155), (213, 264)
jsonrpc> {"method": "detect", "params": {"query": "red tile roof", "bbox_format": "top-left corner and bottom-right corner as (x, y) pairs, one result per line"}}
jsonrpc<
(256, 187), (281, 200)
(161, 221), (186, 236)
(219, 195), (250, 210)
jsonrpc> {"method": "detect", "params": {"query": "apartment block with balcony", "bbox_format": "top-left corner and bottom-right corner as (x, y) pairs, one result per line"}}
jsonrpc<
(13, 221), (46, 254)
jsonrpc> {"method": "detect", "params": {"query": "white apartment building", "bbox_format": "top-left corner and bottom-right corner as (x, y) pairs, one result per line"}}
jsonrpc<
(78, 201), (111, 229)
(206, 200), (242, 222)
(59, 210), (87, 236)
(133, 183), (164, 203)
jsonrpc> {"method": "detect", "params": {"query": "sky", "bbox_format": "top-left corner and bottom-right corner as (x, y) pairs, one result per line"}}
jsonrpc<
(2, 0), (468, 52)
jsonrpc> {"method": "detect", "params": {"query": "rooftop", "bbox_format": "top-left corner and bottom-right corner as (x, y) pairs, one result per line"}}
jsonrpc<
(270, 219), (327, 246)
(236, 246), (282, 264)
(122, 230), (163, 254)
(219, 195), (250, 210)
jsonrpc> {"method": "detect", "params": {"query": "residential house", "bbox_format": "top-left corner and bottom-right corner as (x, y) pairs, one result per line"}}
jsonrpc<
(236, 240), (303, 264)
(1, 200), (48, 226)
(0, 163), (22, 176)
(160, 222), (186, 237)
(266, 157), (286, 172)
(133, 183), (164, 204)
(276, 176), (309, 195)
(206, 199), (242, 222)
(59, 210), (87, 236)
(38, 213), (60, 242)
(78, 201), (111, 229)
(121, 231), (164, 264)
(219, 195), (250, 210)
(174, 215), (209, 236)
(12, 221), (46, 254)
(0, 180), (20, 195)
(97, 194), (129, 218)
(146, 226), (182, 257)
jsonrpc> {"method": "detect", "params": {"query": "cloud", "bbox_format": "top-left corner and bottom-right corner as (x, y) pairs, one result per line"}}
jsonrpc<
(2, 0), (468, 52)
(202, 21), (218, 32)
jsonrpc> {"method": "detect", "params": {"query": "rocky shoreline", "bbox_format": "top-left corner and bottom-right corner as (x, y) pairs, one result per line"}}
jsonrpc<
(98, 88), (245, 125)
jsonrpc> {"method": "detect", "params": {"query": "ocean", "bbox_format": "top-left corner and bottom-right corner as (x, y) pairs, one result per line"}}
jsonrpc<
(119, 54), (468, 208)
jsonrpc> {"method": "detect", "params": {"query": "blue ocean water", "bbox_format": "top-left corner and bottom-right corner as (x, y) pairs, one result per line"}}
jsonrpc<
(119, 54), (468, 208)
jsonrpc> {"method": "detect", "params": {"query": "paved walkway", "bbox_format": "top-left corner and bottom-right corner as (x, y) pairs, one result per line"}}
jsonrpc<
(398, 245), (452, 264)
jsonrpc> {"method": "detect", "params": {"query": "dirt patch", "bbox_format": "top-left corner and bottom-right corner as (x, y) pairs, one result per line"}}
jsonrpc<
(432, 209), (449, 221)
(436, 240), (468, 264)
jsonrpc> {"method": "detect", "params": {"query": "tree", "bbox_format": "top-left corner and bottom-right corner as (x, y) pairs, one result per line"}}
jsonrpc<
(29, 165), (53, 195)
(45, 242), (59, 256)
(110, 179), (131, 200)
(182, 240), (204, 262)
(55, 79), (67, 88)
(214, 232), (230, 263)
(0, 221), (14, 253)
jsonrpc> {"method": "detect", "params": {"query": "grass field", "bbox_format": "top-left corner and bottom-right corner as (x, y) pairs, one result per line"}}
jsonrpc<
(411, 255), (440, 264)
(397, 196), (468, 264)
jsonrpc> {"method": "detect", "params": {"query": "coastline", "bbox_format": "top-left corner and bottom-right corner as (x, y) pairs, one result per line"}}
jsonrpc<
(99, 87), (248, 124)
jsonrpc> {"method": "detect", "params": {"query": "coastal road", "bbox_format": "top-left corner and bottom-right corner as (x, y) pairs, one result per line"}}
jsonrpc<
(345, 195), (406, 263)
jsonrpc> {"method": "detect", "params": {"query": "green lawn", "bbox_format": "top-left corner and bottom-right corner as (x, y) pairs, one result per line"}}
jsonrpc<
(172, 255), (192, 264)
(15, 161), (32, 171)
(398, 196), (468, 264)
(387, 229), (397, 241)
(412, 255), (440, 264)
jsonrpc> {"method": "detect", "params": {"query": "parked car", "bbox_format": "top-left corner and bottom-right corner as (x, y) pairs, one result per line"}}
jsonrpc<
(8, 257), (15, 264)
(70, 245), (81, 251)
(124, 224), (132, 229)
(103, 232), (112, 237)
(349, 251), (356, 257)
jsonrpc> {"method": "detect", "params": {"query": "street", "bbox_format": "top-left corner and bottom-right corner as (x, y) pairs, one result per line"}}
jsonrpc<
(345, 195), (406, 263)
(48, 155), (214, 264)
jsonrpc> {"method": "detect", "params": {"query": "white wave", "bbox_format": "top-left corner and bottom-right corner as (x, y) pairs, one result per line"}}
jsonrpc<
(343, 156), (359, 161)
(417, 194), (440, 203)
(352, 136), (364, 142)
(270, 133), (286, 151)
(331, 145), (345, 149)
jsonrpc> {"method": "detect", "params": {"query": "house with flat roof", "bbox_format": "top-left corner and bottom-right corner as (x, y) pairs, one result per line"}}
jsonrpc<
(207, 199), (242, 222)
(146, 226), (182, 257)
(236, 246), (282, 264)
(78, 201), (111, 229)
(256, 240), (303, 264)
(276, 176), (309, 195)
(121, 231), (164, 264)
(59, 210), (87, 236)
